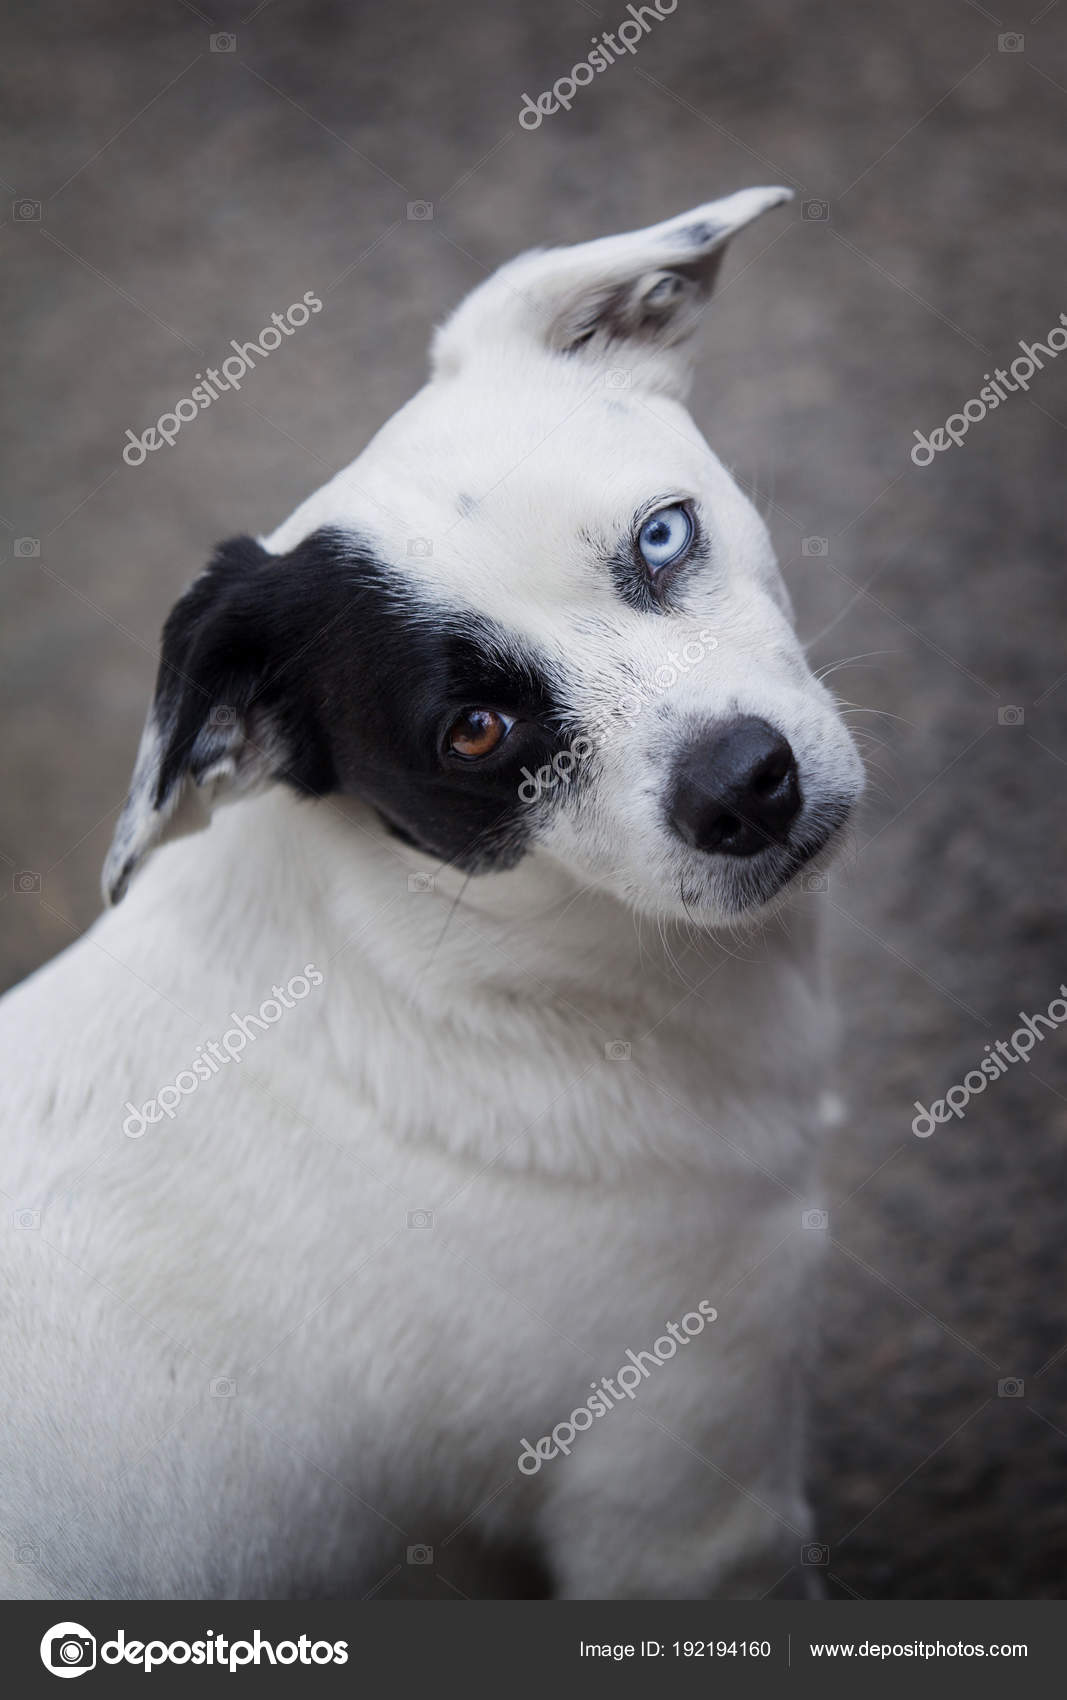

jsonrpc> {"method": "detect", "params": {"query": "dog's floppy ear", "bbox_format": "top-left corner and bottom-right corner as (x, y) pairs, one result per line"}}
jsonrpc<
(432, 186), (793, 396)
(103, 535), (334, 905)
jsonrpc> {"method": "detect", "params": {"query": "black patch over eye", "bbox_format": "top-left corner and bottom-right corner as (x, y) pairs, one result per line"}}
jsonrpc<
(445, 708), (514, 760)
(137, 526), (568, 880)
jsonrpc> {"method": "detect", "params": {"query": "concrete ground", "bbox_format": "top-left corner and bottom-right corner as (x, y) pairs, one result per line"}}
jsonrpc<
(2, 0), (1065, 1598)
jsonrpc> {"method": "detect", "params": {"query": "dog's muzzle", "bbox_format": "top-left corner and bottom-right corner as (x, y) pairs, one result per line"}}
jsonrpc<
(667, 717), (803, 858)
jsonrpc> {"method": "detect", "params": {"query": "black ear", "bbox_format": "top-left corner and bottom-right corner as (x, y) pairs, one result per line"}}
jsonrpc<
(103, 535), (335, 904)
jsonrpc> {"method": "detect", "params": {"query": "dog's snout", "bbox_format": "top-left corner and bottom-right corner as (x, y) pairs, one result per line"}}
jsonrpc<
(668, 717), (802, 857)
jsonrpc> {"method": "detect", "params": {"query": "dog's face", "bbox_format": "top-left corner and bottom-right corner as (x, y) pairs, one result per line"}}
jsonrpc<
(106, 188), (864, 925)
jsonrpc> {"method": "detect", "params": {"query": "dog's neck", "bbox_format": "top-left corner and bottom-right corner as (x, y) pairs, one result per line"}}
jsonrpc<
(230, 788), (821, 998)
(131, 788), (833, 1177)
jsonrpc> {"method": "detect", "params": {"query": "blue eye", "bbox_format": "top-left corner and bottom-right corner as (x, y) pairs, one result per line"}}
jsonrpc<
(637, 504), (693, 572)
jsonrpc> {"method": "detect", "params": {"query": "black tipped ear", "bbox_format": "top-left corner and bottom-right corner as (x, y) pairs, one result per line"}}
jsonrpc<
(432, 186), (794, 396)
(103, 535), (334, 905)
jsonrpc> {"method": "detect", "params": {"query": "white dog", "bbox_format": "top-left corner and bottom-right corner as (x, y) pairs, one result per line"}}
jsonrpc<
(0, 188), (864, 1601)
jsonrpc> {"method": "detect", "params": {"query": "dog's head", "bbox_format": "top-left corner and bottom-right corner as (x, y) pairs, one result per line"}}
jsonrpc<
(105, 188), (864, 925)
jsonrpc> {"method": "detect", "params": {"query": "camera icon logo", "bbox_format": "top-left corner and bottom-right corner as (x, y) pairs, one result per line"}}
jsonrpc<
(13, 199), (42, 222)
(407, 201), (434, 221)
(13, 1208), (41, 1229)
(802, 200), (831, 222)
(15, 537), (41, 557)
(16, 1542), (42, 1564)
(13, 870), (42, 894)
(407, 872), (435, 893)
(605, 1040), (631, 1061)
(209, 704), (237, 727)
(997, 32), (1024, 52)
(997, 705), (1024, 726)
(407, 1543), (434, 1564)
(802, 1209), (828, 1231)
(605, 368), (632, 390)
(801, 872), (828, 894)
(997, 1377), (1024, 1398)
(407, 537), (433, 557)
(209, 1376), (237, 1397)
(407, 1209), (435, 1229)
(210, 32), (237, 52)
(801, 537), (828, 557)
(801, 1542), (830, 1566)
(40, 1622), (96, 1678)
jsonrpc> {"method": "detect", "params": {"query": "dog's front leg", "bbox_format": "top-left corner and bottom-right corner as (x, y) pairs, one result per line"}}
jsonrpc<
(533, 1374), (816, 1600)
(542, 1476), (815, 1600)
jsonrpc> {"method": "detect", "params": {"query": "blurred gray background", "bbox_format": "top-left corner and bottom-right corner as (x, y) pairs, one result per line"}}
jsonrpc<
(2, 0), (1065, 1598)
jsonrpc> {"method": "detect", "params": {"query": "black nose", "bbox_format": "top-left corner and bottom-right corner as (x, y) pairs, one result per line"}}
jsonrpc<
(668, 717), (802, 856)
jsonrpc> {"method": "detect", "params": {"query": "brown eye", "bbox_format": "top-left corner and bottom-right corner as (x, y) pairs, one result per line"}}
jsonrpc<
(447, 708), (513, 759)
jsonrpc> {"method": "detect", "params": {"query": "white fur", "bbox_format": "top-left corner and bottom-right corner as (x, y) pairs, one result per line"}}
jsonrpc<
(0, 191), (863, 1600)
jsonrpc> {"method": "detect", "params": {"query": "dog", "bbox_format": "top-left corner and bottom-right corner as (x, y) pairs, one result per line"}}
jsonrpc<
(0, 187), (864, 1600)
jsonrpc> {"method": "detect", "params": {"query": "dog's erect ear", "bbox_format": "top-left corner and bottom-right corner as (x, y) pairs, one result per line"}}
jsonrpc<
(103, 535), (334, 905)
(432, 187), (793, 396)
